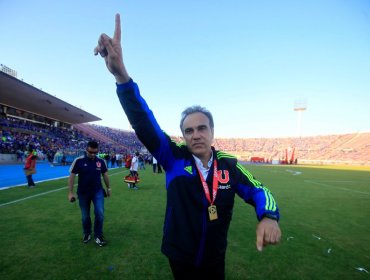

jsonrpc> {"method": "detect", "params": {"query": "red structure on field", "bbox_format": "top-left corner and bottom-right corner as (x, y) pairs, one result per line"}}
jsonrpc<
(280, 147), (297, 164)
(250, 156), (266, 163)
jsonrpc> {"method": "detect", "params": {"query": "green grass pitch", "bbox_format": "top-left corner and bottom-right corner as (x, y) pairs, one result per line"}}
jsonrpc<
(1, 164), (369, 279)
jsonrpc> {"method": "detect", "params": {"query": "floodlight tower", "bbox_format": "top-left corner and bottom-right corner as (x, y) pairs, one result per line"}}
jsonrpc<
(294, 99), (307, 137)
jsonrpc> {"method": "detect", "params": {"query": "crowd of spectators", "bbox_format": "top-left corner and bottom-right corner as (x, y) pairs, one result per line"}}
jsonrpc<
(0, 117), (137, 164)
(1, 117), (88, 162)
(89, 124), (144, 152)
(213, 133), (370, 164)
(170, 133), (370, 164)
(1, 115), (369, 165)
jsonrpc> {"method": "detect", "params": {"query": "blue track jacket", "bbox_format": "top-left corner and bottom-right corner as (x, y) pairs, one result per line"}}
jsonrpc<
(116, 79), (280, 265)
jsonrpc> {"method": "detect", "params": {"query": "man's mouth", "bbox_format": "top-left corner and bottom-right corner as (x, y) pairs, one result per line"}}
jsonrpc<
(193, 143), (204, 148)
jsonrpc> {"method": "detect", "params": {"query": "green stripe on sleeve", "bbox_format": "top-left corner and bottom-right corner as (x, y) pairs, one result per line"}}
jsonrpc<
(236, 163), (262, 187)
(236, 163), (277, 211)
(216, 151), (237, 159)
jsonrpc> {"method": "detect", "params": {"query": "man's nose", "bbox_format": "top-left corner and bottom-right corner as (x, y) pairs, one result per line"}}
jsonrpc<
(192, 129), (201, 139)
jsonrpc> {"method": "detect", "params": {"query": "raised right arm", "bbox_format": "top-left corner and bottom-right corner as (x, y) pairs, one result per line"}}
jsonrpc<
(94, 13), (130, 84)
(95, 14), (177, 169)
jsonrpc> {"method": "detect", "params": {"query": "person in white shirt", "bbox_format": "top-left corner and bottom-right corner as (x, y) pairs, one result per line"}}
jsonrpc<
(129, 152), (139, 190)
(152, 156), (158, 174)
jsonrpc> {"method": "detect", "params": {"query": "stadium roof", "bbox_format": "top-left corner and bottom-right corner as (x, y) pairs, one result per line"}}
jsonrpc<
(0, 71), (101, 124)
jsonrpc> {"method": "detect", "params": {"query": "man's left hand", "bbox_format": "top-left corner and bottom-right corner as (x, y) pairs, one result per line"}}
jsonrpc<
(256, 217), (281, 251)
(106, 188), (111, 197)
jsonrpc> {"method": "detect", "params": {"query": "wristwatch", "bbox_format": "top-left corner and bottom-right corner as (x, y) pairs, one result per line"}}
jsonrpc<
(262, 213), (279, 221)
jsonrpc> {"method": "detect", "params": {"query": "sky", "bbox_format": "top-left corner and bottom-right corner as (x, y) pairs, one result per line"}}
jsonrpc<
(1, 0), (369, 138)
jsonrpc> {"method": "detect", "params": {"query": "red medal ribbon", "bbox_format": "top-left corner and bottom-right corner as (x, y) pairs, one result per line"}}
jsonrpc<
(196, 159), (218, 205)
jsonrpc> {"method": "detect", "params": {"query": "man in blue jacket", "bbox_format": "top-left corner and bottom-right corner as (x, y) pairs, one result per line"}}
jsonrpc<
(95, 14), (281, 279)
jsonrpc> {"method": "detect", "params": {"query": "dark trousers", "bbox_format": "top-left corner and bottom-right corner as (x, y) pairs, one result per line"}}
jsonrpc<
(169, 258), (225, 280)
(130, 170), (138, 187)
(157, 164), (163, 173)
(26, 175), (35, 186)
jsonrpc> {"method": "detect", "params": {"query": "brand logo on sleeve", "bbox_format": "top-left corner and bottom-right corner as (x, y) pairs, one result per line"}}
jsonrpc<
(184, 166), (193, 175)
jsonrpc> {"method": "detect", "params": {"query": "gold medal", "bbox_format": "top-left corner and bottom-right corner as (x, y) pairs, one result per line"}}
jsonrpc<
(208, 205), (218, 221)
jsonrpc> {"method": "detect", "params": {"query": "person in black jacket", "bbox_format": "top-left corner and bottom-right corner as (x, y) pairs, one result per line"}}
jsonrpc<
(95, 14), (281, 280)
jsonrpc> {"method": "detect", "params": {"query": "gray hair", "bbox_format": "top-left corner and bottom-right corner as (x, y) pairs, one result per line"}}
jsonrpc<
(180, 105), (214, 131)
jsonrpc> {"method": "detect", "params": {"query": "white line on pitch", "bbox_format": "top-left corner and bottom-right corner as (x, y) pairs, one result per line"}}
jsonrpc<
(0, 171), (125, 207)
(304, 180), (370, 195)
(0, 187), (68, 207)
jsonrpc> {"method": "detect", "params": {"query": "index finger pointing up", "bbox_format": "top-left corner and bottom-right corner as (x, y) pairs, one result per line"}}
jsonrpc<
(114, 13), (121, 41)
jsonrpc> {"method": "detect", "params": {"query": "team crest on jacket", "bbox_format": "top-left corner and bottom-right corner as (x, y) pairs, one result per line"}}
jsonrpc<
(217, 170), (230, 184)
(96, 162), (101, 168)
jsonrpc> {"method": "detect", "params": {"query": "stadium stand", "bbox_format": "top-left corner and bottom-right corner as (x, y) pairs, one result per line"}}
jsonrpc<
(213, 133), (370, 165)
(87, 124), (144, 153)
(0, 67), (369, 166)
(0, 68), (141, 165)
(74, 123), (120, 147)
(1, 112), (369, 165)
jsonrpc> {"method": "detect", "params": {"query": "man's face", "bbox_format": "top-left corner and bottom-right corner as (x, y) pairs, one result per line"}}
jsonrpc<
(182, 112), (214, 160)
(86, 147), (98, 159)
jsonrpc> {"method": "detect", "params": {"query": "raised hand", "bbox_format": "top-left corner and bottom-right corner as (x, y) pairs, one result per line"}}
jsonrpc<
(94, 13), (130, 83)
